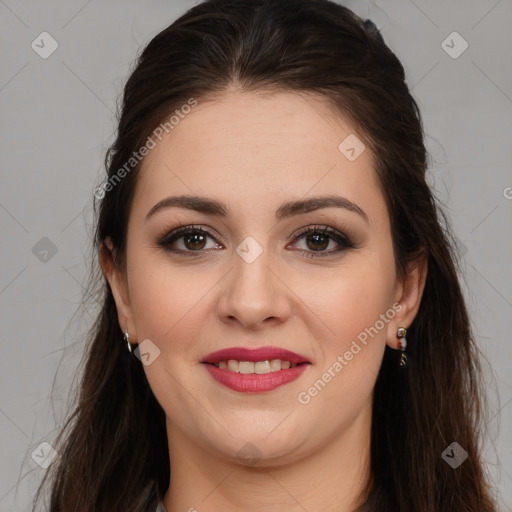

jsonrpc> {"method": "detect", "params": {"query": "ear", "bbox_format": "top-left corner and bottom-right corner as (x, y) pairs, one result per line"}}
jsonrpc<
(386, 252), (428, 350)
(99, 237), (137, 341)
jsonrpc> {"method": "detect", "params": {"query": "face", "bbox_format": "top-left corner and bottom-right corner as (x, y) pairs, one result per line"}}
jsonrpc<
(102, 89), (425, 467)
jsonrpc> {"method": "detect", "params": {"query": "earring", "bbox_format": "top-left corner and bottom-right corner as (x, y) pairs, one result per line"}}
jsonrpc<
(397, 327), (408, 367)
(124, 331), (133, 353)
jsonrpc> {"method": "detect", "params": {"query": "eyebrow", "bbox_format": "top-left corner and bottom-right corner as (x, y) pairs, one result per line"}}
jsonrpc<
(145, 194), (369, 224)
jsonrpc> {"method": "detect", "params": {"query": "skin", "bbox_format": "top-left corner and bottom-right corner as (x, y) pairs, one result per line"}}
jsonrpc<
(100, 87), (427, 511)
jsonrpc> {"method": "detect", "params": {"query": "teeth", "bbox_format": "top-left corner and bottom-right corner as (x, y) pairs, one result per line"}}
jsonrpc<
(227, 360), (239, 372)
(214, 359), (298, 374)
(255, 360), (270, 374)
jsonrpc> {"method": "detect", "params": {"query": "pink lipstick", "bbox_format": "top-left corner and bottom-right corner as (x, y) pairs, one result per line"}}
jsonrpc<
(201, 346), (311, 393)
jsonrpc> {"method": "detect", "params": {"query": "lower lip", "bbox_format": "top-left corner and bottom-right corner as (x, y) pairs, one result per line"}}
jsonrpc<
(203, 363), (309, 392)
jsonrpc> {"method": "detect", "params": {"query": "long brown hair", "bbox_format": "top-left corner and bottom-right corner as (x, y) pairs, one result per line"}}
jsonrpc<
(31, 0), (497, 510)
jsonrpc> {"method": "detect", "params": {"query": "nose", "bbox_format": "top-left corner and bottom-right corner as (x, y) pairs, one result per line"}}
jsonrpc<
(216, 247), (292, 331)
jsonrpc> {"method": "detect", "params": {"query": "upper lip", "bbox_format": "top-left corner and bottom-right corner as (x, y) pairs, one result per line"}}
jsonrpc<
(201, 346), (310, 365)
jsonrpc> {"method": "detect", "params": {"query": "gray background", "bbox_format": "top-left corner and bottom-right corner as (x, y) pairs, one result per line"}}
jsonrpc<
(0, 0), (511, 510)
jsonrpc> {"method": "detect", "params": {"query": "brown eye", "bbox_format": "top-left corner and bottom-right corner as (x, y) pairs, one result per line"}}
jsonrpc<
(304, 232), (330, 251)
(158, 226), (222, 254)
(290, 225), (354, 258)
(182, 231), (207, 250)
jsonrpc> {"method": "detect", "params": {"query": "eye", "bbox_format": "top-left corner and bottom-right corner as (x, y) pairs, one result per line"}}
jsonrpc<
(288, 225), (354, 258)
(157, 225), (222, 255)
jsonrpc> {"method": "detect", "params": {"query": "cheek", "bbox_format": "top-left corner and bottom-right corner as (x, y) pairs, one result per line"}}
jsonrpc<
(126, 254), (220, 350)
(307, 256), (396, 353)
(295, 260), (394, 418)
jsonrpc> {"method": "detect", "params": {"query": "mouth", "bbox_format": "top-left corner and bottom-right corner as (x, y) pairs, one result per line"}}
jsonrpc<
(204, 359), (309, 374)
(201, 345), (310, 368)
(202, 360), (310, 393)
(200, 346), (311, 392)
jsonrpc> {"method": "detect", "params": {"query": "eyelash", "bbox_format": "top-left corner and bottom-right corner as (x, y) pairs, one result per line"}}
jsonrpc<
(156, 224), (355, 259)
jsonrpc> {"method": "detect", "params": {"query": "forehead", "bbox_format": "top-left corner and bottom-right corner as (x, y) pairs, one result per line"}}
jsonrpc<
(132, 90), (386, 226)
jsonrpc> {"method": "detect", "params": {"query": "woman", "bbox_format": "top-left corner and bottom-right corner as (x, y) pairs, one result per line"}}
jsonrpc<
(32, 0), (497, 510)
